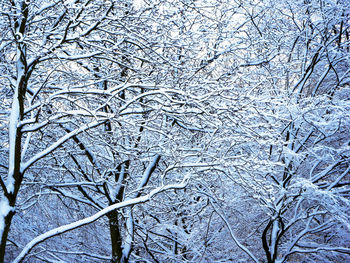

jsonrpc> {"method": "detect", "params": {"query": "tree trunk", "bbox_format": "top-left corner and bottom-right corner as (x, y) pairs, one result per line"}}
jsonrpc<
(0, 203), (15, 263)
(108, 210), (124, 263)
(0, 2), (29, 261)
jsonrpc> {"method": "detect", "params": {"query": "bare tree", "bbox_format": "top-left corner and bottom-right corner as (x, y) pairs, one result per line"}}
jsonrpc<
(1, 0), (349, 262)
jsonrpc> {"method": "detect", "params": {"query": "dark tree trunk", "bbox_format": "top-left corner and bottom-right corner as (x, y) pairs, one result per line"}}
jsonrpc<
(0, 206), (15, 263)
(108, 210), (124, 263)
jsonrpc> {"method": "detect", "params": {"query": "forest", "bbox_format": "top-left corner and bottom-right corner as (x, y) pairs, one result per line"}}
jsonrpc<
(0, 0), (349, 262)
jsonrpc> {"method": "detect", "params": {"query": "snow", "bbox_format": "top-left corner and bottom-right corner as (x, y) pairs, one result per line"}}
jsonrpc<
(55, 52), (102, 60)
(7, 88), (21, 194)
(134, 154), (161, 197)
(0, 199), (12, 239)
(34, 2), (59, 15)
(270, 220), (280, 258)
(123, 209), (134, 260)
(133, 0), (144, 9)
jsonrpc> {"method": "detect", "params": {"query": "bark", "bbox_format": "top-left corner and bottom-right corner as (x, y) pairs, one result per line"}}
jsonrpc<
(108, 160), (129, 263)
(108, 210), (124, 263)
(0, 203), (15, 263)
(262, 220), (273, 263)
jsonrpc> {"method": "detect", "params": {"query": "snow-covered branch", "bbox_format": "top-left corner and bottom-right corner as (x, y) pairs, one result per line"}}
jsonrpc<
(12, 178), (190, 263)
(21, 120), (106, 173)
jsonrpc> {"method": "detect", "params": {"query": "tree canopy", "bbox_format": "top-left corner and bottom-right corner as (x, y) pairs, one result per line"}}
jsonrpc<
(0, 0), (349, 262)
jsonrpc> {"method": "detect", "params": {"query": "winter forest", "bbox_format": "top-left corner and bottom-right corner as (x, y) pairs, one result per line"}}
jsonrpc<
(0, 0), (349, 262)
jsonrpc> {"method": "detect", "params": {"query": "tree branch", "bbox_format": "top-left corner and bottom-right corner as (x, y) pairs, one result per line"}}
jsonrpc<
(12, 178), (190, 263)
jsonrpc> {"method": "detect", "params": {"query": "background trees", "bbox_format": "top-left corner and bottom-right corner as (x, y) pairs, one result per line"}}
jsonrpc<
(195, 0), (350, 262)
(0, 0), (349, 262)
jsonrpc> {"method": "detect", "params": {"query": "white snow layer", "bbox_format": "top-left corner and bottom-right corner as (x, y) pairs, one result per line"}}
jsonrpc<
(0, 199), (12, 240)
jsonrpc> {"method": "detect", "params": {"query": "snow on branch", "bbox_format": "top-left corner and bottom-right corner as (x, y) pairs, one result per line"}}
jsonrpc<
(12, 178), (190, 263)
(133, 154), (161, 198)
(20, 120), (106, 174)
(290, 246), (350, 255)
(37, 52), (103, 63)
